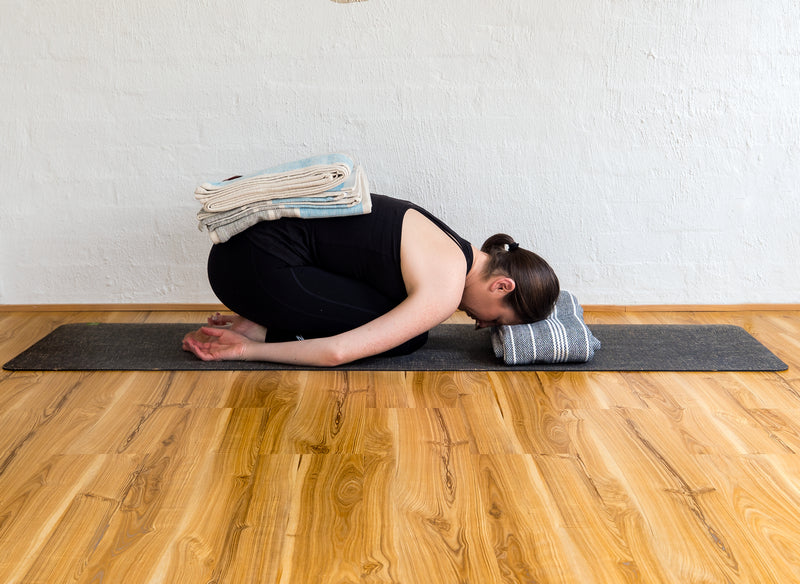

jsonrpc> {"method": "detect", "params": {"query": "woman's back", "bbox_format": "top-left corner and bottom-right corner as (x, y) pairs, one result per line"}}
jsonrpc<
(240, 194), (473, 303)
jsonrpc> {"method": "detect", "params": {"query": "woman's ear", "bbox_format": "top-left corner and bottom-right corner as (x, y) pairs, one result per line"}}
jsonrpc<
(491, 277), (516, 295)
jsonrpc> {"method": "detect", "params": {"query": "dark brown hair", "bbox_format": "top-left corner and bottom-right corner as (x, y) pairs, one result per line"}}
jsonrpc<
(480, 233), (560, 323)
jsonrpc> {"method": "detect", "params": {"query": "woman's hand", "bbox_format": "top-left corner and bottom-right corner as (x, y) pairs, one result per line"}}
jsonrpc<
(182, 326), (252, 361)
(207, 312), (236, 327)
(206, 313), (267, 342)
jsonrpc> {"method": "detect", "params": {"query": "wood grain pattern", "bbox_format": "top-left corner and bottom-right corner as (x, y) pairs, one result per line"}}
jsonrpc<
(1, 309), (800, 583)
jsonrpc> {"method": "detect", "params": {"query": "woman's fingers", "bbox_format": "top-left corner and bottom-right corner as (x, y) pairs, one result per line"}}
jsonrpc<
(199, 326), (228, 338)
(182, 329), (223, 360)
(182, 326), (249, 361)
(207, 312), (235, 326)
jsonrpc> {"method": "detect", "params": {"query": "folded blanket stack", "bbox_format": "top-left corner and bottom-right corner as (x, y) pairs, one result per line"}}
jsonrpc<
(195, 153), (372, 243)
(491, 290), (601, 365)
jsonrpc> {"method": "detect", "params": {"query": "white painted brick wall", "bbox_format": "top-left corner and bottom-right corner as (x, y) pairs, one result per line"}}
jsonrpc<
(2, 0), (798, 305)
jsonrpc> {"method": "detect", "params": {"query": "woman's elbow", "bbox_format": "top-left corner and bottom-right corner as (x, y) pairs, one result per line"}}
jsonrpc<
(314, 343), (352, 367)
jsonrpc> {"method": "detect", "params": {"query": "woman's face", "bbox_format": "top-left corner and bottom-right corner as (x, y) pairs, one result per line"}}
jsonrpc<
(459, 278), (522, 328)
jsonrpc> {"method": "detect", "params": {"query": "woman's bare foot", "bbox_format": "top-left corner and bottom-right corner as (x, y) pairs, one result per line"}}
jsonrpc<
(207, 313), (267, 342)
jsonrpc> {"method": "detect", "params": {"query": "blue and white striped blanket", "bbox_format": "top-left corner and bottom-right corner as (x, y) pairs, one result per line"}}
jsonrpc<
(491, 290), (600, 365)
(195, 153), (372, 243)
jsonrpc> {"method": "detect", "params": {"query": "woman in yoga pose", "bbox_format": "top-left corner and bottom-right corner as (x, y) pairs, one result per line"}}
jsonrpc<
(182, 194), (559, 366)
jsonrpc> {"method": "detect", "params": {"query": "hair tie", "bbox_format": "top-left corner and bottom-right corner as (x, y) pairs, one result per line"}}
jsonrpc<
(507, 242), (520, 251)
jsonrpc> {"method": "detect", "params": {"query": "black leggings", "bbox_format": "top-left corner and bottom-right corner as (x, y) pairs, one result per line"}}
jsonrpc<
(207, 234), (427, 356)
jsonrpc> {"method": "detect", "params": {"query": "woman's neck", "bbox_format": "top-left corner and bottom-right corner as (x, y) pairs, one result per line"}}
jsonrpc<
(464, 247), (489, 286)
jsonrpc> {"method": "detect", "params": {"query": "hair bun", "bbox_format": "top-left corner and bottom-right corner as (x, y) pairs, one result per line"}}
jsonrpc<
(481, 233), (516, 254)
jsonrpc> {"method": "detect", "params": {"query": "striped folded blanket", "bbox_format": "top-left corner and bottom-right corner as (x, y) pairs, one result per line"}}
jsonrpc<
(491, 290), (601, 365)
(194, 153), (372, 243)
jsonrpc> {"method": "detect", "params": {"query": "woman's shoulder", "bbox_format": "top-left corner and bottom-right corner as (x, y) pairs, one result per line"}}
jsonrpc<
(395, 198), (474, 272)
(399, 210), (469, 313)
(401, 210), (470, 271)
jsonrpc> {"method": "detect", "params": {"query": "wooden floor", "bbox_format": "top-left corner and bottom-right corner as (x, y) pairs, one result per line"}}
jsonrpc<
(1, 308), (799, 584)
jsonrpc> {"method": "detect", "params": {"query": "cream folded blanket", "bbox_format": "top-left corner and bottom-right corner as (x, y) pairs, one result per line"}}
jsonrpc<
(194, 153), (355, 213)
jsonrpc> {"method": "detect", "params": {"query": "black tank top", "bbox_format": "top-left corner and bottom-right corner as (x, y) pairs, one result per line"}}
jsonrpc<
(243, 194), (474, 304)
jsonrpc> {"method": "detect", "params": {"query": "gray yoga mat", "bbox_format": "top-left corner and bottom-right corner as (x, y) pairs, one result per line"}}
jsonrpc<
(2, 322), (787, 372)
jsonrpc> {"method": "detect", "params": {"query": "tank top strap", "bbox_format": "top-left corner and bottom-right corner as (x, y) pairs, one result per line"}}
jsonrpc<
(406, 202), (474, 272)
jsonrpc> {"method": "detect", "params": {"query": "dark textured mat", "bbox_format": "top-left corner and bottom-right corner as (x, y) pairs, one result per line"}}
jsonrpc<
(2, 323), (787, 372)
